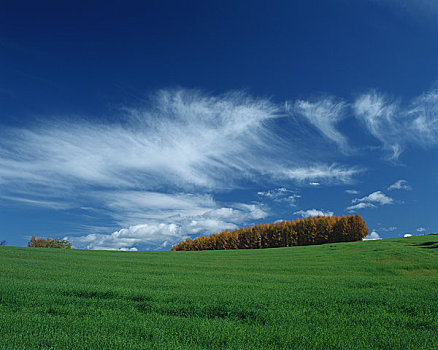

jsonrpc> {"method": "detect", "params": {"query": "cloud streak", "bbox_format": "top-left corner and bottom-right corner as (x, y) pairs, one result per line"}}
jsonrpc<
(353, 89), (438, 159)
(277, 164), (361, 184)
(292, 98), (349, 152)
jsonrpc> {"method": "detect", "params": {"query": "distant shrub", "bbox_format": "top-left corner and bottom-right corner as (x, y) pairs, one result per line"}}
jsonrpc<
(0, 240), (6, 246)
(28, 235), (72, 249)
(171, 214), (369, 251)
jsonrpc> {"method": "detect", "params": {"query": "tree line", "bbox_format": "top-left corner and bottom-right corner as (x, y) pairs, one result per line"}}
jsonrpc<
(28, 235), (72, 249)
(171, 214), (368, 251)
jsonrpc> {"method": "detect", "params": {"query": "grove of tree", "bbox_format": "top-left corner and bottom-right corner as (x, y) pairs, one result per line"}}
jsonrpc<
(171, 214), (368, 251)
(28, 235), (72, 249)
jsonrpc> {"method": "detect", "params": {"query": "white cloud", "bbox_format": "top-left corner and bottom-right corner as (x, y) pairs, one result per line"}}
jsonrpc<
(353, 89), (438, 159)
(68, 190), (270, 250)
(278, 164), (361, 184)
(257, 187), (291, 198)
(388, 179), (411, 191)
(0, 89), (285, 193)
(404, 234), (413, 238)
(294, 209), (334, 217)
(77, 223), (182, 250)
(91, 191), (217, 227)
(346, 202), (376, 212)
(353, 92), (402, 159)
(0, 89), (360, 205)
(309, 182), (320, 186)
(72, 200), (269, 250)
(345, 189), (359, 194)
(347, 190), (393, 212)
(409, 90), (438, 145)
(257, 188), (301, 207)
(364, 231), (381, 240)
(353, 191), (394, 205)
(292, 98), (349, 152)
(379, 226), (397, 232)
(0, 195), (73, 210)
(118, 247), (138, 251)
(416, 227), (426, 232)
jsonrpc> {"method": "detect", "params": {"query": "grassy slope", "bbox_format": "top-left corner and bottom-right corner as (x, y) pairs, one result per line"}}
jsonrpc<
(0, 235), (437, 349)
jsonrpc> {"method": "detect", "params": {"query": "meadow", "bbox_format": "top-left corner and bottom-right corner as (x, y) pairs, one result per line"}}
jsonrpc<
(0, 235), (437, 349)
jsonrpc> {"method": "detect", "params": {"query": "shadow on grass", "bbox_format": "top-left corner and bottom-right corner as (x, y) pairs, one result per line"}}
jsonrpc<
(410, 241), (438, 249)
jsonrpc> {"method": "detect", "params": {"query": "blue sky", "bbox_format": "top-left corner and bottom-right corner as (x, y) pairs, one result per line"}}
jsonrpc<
(1, 0), (437, 250)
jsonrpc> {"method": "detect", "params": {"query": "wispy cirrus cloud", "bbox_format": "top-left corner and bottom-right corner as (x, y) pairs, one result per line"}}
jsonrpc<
(353, 89), (438, 159)
(257, 187), (301, 207)
(292, 97), (349, 152)
(0, 195), (73, 210)
(353, 92), (403, 159)
(277, 164), (361, 184)
(0, 89), (283, 193)
(0, 89), (359, 200)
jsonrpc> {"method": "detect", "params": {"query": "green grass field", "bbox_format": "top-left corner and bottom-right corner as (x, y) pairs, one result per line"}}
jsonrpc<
(1, 235), (437, 349)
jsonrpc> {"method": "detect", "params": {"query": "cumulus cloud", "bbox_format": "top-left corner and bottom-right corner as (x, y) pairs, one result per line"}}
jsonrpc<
(364, 231), (382, 240)
(292, 98), (349, 152)
(72, 200), (269, 250)
(353, 191), (394, 205)
(416, 227), (426, 232)
(388, 179), (411, 191)
(345, 189), (359, 194)
(403, 233), (413, 238)
(346, 202), (376, 212)
(118, 247), (138, 251)
(346, 190), (393, 212)
(77, 223), (182, 250)
(294, 209), (334, 217)
(68, 190), (269, 250)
